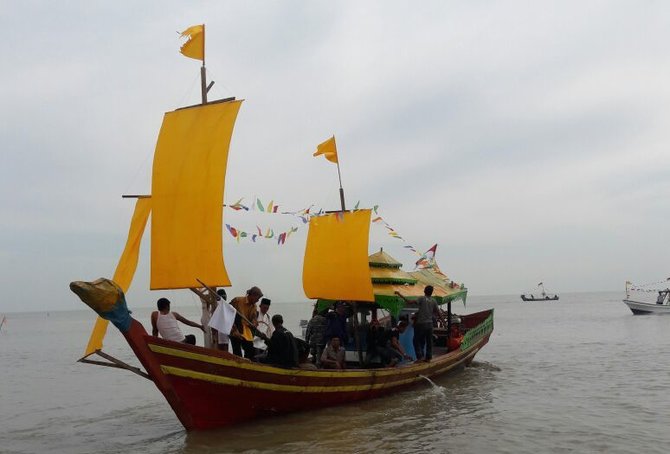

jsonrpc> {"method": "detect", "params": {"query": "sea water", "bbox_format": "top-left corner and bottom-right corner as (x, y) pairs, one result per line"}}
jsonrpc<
(1, 292), (669, 453)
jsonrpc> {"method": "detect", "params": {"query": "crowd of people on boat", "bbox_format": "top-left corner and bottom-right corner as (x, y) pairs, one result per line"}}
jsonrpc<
(150, 284), (465, 370)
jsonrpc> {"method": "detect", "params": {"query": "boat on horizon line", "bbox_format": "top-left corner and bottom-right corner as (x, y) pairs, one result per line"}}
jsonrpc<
(69, 26), (494, 431)
(623, 280), (670, 315)
(520, 282), (559, 301)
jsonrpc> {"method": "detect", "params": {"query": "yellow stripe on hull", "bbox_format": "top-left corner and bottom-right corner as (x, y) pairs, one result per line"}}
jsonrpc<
(160, 365), (422, 392)
(157, 348), (479, 393)
(148, 343), (457, 378)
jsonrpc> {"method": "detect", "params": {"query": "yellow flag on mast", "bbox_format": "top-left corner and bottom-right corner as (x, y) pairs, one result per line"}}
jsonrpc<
(180, 24), (205, 61)
(313, 136), (339, 163)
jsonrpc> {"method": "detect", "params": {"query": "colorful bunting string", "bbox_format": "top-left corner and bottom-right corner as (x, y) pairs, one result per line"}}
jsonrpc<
(223, 197), (423, 253)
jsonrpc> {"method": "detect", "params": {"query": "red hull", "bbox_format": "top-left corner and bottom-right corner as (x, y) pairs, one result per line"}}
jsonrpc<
(123, 309), (494, 430)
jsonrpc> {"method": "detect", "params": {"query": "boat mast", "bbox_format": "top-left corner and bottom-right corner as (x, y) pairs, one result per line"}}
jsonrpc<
(199, 25), (215, 104)
(336, 161), (346, 211)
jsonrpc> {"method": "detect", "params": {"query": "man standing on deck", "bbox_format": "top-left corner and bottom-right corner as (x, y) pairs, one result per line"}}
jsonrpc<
(254, 298), (273, 354)
(305, 306), (329, 366)
(229, 286), (263, 359)
(151, 298), (204, 345)
(395, 285), (441, 362)
(324, 301), (349, 346)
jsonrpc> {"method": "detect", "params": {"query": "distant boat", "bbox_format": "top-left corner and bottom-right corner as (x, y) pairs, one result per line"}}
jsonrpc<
(521, 282), (559, 301)
(0, 315), (6, 332)
(623, 281), (670, 315)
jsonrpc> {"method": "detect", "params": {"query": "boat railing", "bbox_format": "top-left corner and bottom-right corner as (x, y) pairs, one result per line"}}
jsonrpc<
(460, 312), (494, 351)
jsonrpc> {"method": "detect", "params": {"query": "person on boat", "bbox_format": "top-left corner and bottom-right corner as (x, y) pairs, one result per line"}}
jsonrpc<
(258, 314), (299, 368)
(151, 298), (204, 345)
(254, 298), (273, 355)
(388, 320), (412, 363)
(321, 336), (346, 369)
(208, 289), (232, 351)
(447, 323), (464, 351)
(305, 305), (329, 366)
(229, 286), (263, 359)
(324, 301), (349, 346)
(395, 285), (441, 362)
(190, 286), (219, 349)
(296, 338), (317, 370)
(368, 319), (412, 367)
(398, 314), (417, 361)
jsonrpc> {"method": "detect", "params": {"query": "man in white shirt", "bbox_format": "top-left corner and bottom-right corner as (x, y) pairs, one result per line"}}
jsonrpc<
(254, 298), (273, 352)
(151, 298), (203, 345)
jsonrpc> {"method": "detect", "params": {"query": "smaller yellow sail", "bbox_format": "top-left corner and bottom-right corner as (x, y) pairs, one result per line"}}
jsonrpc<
(83, 198), (152, 356)
(303, 210), (374, 302)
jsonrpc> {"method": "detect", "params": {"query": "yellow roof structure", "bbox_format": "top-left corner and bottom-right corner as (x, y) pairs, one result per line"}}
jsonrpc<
(366, 248), (467, 315)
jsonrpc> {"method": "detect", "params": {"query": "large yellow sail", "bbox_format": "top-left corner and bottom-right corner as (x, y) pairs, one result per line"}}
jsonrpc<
(151, 100), (242, 290)
(83, 198), (151, 356)
(302, 210), (375, 302)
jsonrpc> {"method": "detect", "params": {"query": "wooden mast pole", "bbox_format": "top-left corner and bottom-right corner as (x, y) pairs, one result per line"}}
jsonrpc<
(200, 24), (207, 104)
(336, 157), (346, 211)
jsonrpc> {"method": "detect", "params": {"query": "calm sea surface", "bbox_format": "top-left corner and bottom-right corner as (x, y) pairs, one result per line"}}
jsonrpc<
(1, 292), (669, 453)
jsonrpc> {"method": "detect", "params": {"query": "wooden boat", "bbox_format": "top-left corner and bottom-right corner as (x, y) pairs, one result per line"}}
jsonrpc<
(71, 278), (493, 430)
(521, 282), (559, 301)
(70, 27), (494, 431)
(623, 285), (670, 315)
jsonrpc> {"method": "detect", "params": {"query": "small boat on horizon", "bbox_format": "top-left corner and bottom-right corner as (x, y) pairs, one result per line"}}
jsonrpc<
(521, 282), (559, 301)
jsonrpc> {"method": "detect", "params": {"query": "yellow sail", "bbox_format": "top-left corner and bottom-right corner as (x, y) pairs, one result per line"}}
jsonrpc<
(83, 198), (151, 356)
(151, 100), (242, 290)
(302, 210), (375, 302)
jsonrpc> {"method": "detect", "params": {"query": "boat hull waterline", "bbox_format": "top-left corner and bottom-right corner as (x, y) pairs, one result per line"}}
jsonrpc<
(623, 299), (670, 315)
(520, 295), (559, 301)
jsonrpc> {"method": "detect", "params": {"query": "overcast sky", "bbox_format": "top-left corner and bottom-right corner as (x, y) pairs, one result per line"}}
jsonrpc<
(2, 1), (669, 313)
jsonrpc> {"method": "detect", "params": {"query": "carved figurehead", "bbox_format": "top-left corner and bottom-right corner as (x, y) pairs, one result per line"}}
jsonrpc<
(70, 278), (132, 332)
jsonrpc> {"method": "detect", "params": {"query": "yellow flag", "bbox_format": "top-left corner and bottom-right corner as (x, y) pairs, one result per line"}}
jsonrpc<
(313, 136), (338, 163)
(180, 24), (205, 61)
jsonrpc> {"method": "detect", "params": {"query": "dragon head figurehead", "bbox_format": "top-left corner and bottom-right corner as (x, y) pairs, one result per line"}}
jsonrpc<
(70, 278), (132, 332)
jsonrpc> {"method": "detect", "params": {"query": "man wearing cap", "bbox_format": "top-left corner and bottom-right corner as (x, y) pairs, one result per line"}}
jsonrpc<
(258, 314), (299, 368)
(254, 297), (273, 354)
(230, 286), (263, 359)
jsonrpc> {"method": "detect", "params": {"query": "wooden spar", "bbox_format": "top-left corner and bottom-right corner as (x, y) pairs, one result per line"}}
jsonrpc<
(122, 194), (151, 199)
(78, 350), (151, 380)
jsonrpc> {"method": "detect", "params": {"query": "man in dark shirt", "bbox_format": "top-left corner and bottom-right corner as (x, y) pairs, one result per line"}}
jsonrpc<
(324, 301), (349, 346)
(305, 307), (329, 365)
(396, 285), (442, 362)
(259, 314), (298, 368)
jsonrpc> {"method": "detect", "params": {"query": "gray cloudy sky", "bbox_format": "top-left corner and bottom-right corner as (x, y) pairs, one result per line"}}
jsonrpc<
(2, 1), (669, 313)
